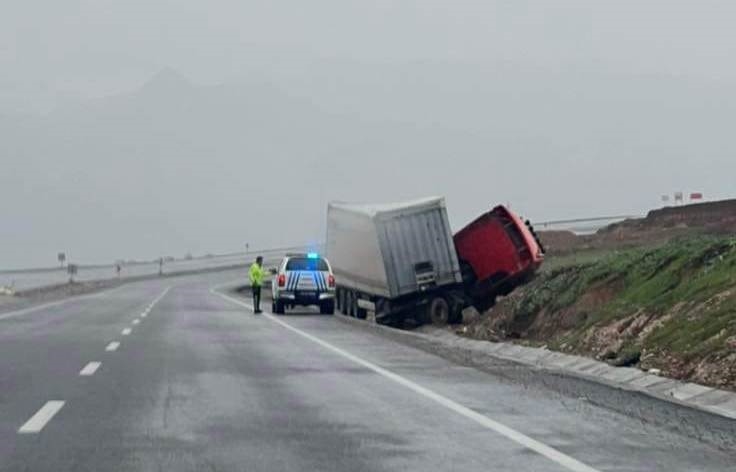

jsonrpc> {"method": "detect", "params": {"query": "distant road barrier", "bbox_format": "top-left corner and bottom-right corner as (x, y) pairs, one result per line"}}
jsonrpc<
(534, 215), (641, 228)
(0, 244), (322, 292)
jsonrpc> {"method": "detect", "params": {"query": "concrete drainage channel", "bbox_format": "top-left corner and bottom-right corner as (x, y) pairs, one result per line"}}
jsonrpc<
(333, 311), (736, 451)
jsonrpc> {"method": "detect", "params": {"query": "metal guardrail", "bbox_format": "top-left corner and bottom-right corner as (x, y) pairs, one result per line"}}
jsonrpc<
(534, 215), (641, 227)
(0, 244), (322, 292)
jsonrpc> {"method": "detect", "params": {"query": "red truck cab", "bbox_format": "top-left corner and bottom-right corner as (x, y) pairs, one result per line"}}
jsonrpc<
(454, 205), (544, 310)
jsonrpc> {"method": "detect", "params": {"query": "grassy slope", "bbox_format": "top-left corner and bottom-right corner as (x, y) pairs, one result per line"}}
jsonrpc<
(464, 237), (736, 390)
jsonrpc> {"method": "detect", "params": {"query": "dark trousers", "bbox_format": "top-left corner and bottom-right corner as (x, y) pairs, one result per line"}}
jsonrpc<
(251, 285), (262, 312)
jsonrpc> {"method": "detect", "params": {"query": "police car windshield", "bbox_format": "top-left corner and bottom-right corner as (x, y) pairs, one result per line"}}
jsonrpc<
(286, 257), (328, 271)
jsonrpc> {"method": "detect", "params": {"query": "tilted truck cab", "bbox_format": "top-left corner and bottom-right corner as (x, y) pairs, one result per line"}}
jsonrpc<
(454, 205), (545, 311)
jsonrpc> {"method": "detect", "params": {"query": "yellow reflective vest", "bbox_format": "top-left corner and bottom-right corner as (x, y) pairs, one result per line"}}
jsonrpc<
(249, 263), (265, 287)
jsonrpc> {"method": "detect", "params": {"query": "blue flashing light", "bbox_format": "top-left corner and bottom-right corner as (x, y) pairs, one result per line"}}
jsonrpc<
(307, 252), (320, 259)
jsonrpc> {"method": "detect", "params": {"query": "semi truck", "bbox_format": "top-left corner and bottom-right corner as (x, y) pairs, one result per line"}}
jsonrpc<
(326, 197), (544, 325)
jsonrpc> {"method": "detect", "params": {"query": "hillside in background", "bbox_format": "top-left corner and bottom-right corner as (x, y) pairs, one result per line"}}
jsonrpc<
(539, 199), (736, 257)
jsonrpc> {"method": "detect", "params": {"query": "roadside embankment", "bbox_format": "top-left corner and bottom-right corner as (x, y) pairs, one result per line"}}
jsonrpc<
(462, 236), (736, 391)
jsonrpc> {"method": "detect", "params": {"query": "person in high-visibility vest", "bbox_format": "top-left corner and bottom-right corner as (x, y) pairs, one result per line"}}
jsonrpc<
(249, 256), (265, 314)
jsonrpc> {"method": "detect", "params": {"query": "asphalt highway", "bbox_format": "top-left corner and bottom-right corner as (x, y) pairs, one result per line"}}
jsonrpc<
(0, 270), (734, 471)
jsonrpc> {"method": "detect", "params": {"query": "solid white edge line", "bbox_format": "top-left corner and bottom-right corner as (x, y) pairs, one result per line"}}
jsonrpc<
(79, 362), (101, 376)
(122, 328), (132, 335)
(105, 341), (120, 351)
(211, 288), (602, 472)
(18, 401), (65, 434)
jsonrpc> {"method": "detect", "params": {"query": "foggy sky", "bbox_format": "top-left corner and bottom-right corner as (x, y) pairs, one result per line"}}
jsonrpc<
(2, 1), (736, 269)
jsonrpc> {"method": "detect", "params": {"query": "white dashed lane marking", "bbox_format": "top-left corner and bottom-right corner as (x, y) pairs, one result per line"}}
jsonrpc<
(79, 362), (101, 376)
(18, 401), (65, 434)
(15, 288), (172, 437)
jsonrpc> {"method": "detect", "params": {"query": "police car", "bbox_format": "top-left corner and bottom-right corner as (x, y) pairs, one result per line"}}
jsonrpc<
(271, 253), (336, 314)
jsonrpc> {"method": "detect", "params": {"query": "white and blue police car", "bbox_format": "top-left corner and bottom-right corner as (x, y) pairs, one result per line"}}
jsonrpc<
(271, 253), (336, 314)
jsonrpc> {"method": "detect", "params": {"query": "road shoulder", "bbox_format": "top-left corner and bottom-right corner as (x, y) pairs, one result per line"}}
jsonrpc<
(331, 312), (736, 450)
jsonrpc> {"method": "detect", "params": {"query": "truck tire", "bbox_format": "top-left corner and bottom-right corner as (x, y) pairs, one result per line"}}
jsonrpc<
(448, 303), (464, 324)
(341, 290), (350, 315)
(336, 288), (344, 312)
(344, 291), (354, 316)
(426, 297), (450, 325)
(320, 300), (335, 315)
(350, 292), (360, 318)
(473, 296), (496, 314)
(274, 300), (285, 315)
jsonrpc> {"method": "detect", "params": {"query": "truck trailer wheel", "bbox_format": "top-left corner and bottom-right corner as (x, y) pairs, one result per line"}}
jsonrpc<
(336, 289), (344, 312)
(344, 291), (354, 316)
(426, 297), (450, 325)
(349, 291), (367, 319)
(350, 292), (360, 318)
(448, 303), (464, 324)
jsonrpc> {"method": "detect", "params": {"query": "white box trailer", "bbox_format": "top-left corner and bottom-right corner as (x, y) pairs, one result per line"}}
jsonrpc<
(326, 197), (464, 324)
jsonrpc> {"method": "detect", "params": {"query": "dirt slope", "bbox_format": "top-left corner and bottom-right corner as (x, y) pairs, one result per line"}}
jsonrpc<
(462, 236), (736, 391)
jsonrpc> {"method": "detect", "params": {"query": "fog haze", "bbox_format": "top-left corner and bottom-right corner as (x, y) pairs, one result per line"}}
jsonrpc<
(2, 1), (736, 268)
